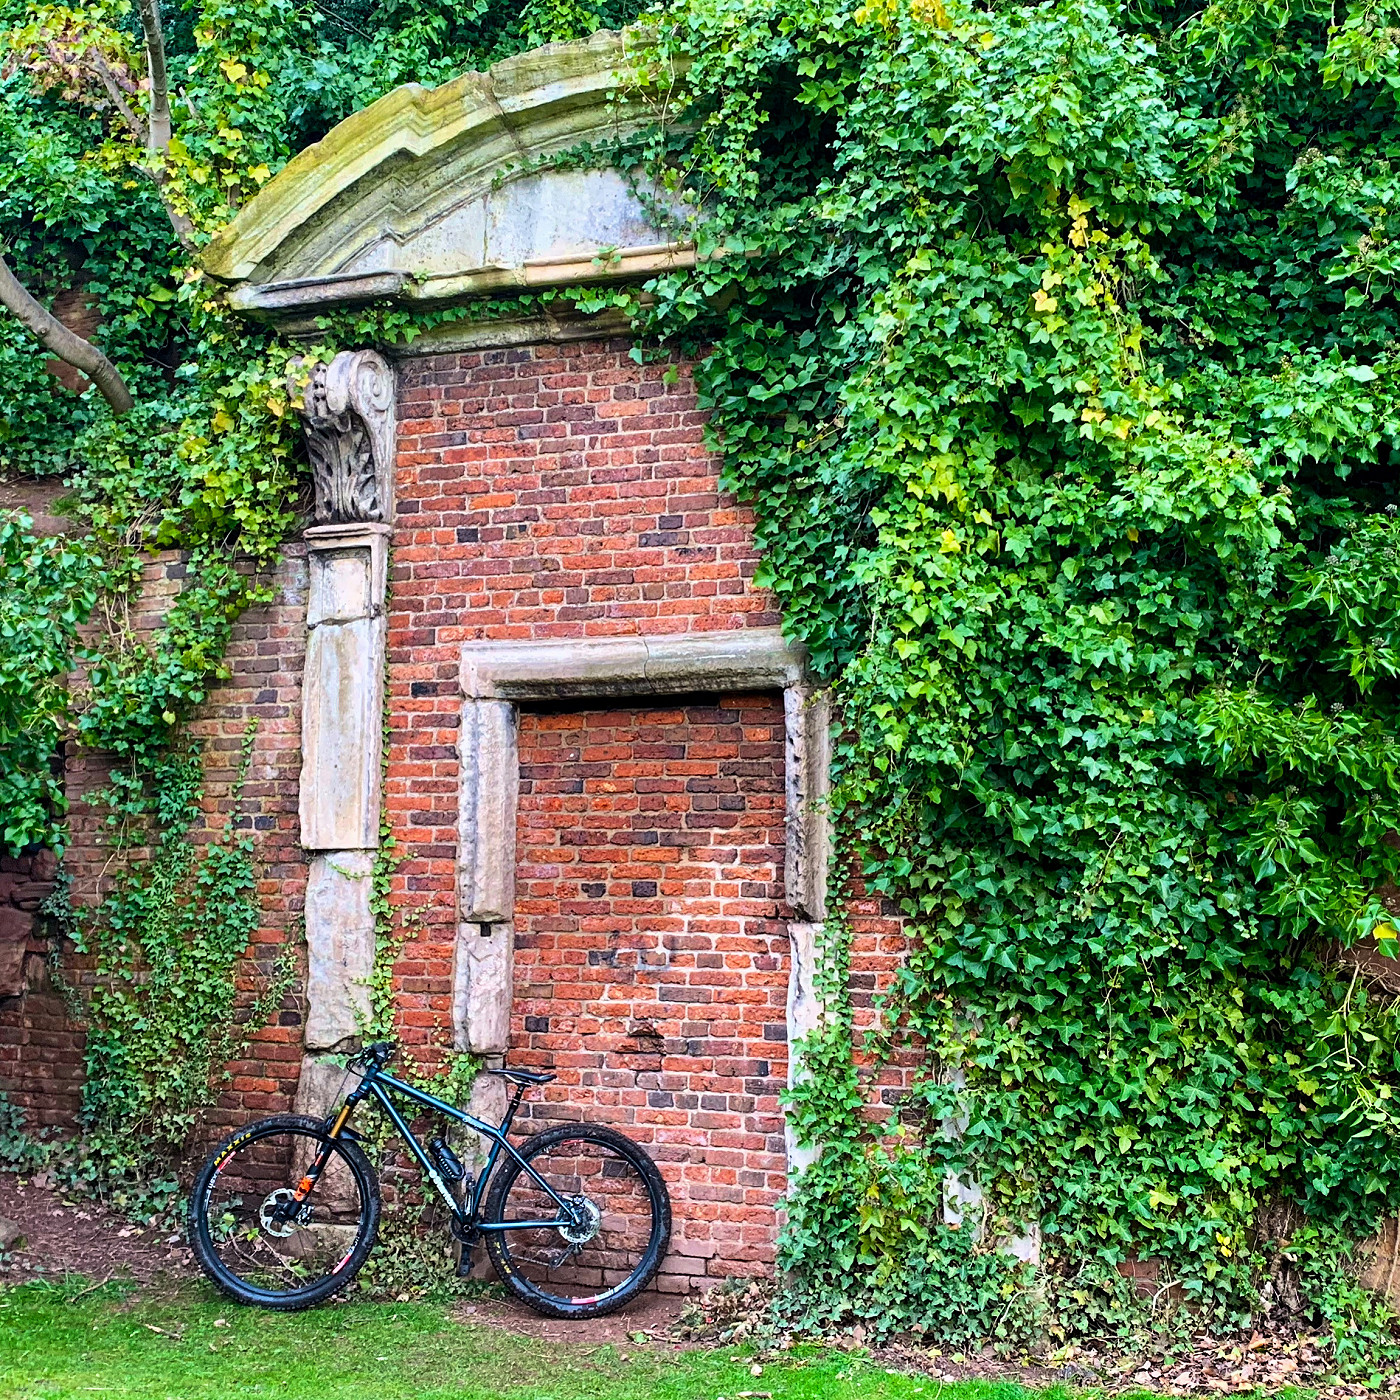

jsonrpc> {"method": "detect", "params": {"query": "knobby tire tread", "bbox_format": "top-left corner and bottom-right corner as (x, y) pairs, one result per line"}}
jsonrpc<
(188, 1113), (381, 1312)
(482, 1122), (672, 1320)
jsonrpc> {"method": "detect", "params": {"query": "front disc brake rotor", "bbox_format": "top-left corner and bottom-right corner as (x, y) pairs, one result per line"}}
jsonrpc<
(259, 1187), (309, 1238)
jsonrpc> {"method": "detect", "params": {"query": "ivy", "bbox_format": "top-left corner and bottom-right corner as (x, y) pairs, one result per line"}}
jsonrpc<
(626, 0), (1400, 1357)
(75, 725), (269, 1148)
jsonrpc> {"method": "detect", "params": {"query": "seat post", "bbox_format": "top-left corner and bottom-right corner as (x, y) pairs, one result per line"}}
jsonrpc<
(500, 1080), (528, 1136)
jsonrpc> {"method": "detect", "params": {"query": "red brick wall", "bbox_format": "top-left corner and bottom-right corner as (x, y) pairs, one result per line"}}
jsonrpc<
(3, 336), (916, 1291)
(511, 695), (791, 1286)
(2, 550), (312, 1138)
(384, 340), (782, 1062)
(0, 849), (82, 1128)
(385, 342), (797, 1282)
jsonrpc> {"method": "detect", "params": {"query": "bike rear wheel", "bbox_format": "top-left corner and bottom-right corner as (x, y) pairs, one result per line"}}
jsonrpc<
(482, 1123), (671, 1319)
(189, 1114), (380, 1310)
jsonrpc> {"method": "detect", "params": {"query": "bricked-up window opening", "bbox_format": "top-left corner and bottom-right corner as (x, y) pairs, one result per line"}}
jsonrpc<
(512, 694), (793, 1287)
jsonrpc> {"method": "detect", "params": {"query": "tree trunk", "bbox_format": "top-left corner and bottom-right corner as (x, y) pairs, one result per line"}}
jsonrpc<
(0, 256), (134, 416)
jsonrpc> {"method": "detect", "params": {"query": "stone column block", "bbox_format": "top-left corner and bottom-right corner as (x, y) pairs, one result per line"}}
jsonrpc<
(304, 853), (376, 1050)
(452, 920), (513, 1054)
(458, 700), (519, 922)
(784, 920), (825, 1179)
(293, 1053), (364, 1118)
(300, 614), (386, 851)
(784, 687), (831, 920)
(291, 1054), (367, 1212)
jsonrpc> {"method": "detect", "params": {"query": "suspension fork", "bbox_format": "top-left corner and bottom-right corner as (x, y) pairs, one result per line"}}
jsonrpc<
(287, 1087), (362, 1209)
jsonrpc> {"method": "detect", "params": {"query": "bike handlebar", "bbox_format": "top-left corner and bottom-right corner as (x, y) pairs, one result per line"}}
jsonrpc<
(356, 1040), (395, 1070)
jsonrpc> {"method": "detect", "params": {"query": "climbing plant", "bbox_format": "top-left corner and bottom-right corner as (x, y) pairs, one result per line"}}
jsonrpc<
(619, 0), (1400, 1355)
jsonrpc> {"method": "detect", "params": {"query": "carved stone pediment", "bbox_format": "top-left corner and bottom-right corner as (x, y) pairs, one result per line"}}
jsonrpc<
(299, 351), (395, 526)
(200, 32), (693, 327)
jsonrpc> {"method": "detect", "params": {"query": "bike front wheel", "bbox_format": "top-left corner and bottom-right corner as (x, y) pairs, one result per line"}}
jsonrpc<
(189, 1114), (380, 1310)
(482, 1123), (671, 1318)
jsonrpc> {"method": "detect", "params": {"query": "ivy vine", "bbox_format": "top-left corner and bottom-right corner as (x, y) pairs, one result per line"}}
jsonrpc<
(623, 0), (1400, 1358)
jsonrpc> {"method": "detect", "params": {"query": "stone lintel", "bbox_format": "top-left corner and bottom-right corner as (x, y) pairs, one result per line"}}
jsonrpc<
(453, 921), (513, 1054)
(230, 272), (409, 313)
(460, 628), (807, 701)
(304, 853), (376, 1050)
(383, 306), (638, 356)
(231, 246), (695, 318)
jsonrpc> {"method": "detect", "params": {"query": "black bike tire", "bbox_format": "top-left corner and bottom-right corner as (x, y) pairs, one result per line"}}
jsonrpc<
(482, 1122), (671, 1319)
(188, 1113), (381, 1311)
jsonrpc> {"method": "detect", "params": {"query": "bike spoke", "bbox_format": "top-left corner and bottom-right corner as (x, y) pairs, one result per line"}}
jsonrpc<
(197, 1127), (369, 1299)
(495, 1136), (659, 1304)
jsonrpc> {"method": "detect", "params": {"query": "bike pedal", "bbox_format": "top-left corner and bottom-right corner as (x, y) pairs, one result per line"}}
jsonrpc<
(455, 1240), (478, 1278)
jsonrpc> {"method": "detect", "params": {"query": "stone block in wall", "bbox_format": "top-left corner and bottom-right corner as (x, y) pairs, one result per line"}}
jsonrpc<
(304, 854), (376, 1050)
(293, 1053), (365, 1119)
(784, 921), (824, 1179)
(300, 615), (386, 850)
(452, 921), (512, 1054)
(0, 907), (33, 999)
(458, 700), (518, 923)
(292, 1054), (366, 1211)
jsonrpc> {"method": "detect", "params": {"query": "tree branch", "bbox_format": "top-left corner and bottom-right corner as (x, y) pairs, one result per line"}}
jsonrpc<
(136, 0), (172, 152)
(127, 0), (195, 250)
(86, 47), (147, 144)
(0, 254), (134, 416)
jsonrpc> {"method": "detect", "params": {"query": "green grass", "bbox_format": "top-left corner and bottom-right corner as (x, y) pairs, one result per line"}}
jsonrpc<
(0, 1279), (1074, 1400)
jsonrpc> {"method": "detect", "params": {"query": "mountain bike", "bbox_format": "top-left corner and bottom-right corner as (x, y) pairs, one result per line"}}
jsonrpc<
(188, 1041), (671, 1317)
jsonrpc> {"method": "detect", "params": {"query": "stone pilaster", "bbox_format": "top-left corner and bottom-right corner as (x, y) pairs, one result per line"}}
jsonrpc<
(294, 351), (395, 1071)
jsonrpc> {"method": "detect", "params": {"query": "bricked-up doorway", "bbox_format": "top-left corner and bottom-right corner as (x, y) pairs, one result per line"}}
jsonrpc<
(512, 694), (792, 1288)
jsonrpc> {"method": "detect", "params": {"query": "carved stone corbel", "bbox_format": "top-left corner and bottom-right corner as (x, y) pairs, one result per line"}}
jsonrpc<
(301, 350), (396, 524)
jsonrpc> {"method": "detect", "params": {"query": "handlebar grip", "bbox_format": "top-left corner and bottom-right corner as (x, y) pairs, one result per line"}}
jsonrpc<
(361, 1040), (394, 1067)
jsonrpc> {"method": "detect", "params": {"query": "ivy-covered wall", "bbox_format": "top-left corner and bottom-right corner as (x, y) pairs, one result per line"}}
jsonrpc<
(8, 0), (1400, 1362)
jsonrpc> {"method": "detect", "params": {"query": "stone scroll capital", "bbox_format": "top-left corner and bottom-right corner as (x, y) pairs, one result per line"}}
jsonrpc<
(298, 350), (396, 526)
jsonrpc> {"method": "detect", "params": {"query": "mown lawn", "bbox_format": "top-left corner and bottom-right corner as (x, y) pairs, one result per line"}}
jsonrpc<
(0, 1279), (1076, 1400)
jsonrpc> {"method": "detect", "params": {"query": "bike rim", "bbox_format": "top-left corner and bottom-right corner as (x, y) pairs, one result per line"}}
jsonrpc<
(495, 1135), (660, 1307)
(198, 1126), (369, 1300)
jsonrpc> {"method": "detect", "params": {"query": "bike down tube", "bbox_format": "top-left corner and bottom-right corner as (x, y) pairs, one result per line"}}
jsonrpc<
(365, 1075), (573, 1229)
(370, 1070), (578, 1211)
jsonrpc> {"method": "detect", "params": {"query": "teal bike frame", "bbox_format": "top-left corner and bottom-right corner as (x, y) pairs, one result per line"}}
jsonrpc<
(293, 1047), (576, 1238)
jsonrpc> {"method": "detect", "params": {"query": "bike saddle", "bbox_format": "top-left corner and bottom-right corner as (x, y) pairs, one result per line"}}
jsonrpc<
(485, 1066), (556, 1085)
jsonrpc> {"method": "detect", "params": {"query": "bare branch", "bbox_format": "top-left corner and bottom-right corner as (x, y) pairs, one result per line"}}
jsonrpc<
(0, 254), (134, 416)
(135, 0), (172, 152)
(130, 0), (195, 249)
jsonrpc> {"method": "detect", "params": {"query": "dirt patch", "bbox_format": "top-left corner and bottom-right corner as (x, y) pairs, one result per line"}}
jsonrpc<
(457, 1288), (689, 1349)
(0, 1172), (193, 1288)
